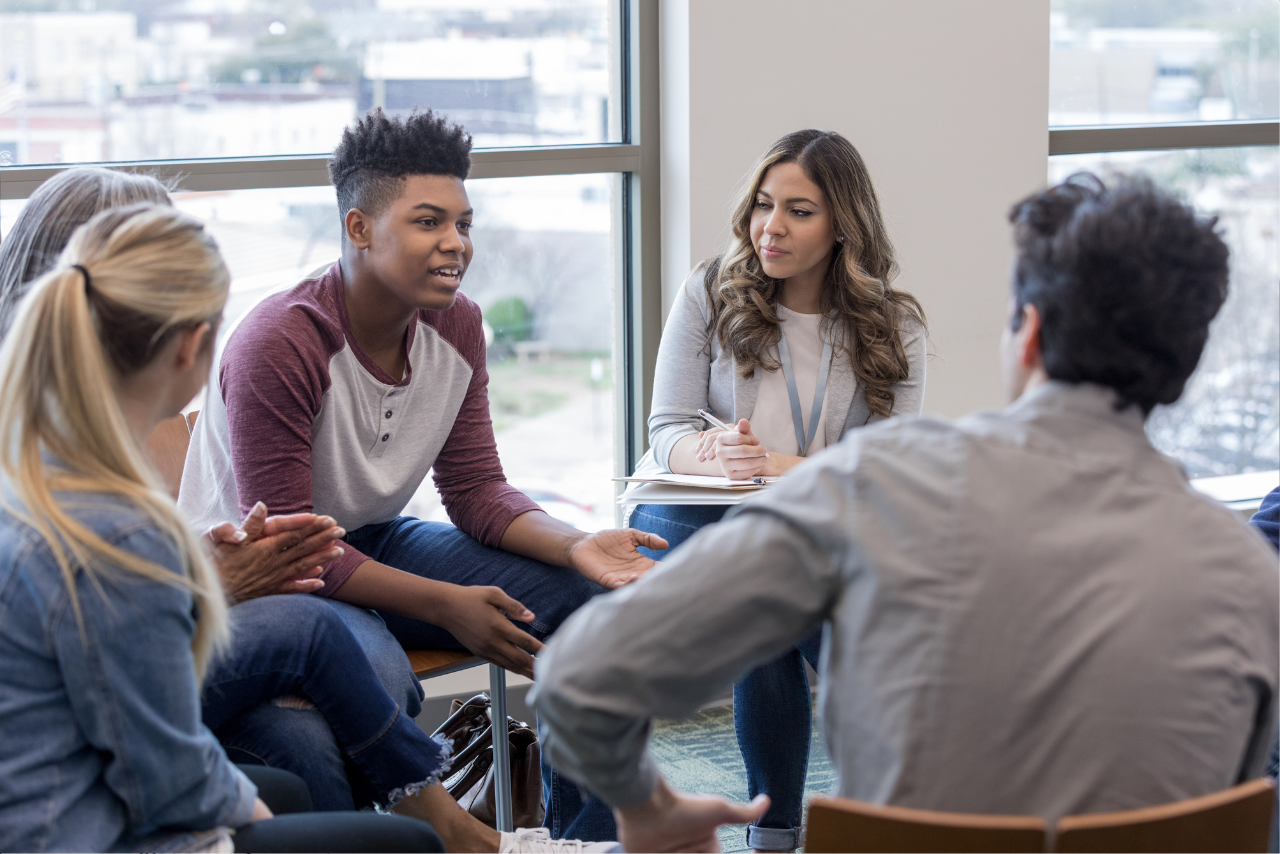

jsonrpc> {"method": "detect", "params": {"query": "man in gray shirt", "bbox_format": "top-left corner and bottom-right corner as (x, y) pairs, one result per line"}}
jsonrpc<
(532, 174), (1279, 851)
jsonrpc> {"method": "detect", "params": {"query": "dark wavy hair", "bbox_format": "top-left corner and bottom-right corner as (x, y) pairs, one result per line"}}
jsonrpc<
(1009, 172), (1229, 414)
(328, 107), (472, 222)
(705, 129), (925, 418)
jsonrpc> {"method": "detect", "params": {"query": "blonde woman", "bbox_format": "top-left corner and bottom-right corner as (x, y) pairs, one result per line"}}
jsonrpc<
(0, 166), (423, 813)
(0, 204), (476, 852)
(629, 129), (927, 851)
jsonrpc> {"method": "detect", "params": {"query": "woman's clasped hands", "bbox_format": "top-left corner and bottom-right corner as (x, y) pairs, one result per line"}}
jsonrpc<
(205, 501), (348, 604)
(694, 418), (770, 481)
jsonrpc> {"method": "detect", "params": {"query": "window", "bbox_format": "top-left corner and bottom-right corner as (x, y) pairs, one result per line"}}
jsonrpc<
(0, 0), (622, 166)
(1049, 0), (1279, 480)
(0, 0), (660, 527)
(1050, 0), (1278, 126)
(1049, 147), (1279, 476)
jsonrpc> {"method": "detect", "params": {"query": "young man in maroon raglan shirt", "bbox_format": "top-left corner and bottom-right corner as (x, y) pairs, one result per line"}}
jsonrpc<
(179, 109), (666, 842)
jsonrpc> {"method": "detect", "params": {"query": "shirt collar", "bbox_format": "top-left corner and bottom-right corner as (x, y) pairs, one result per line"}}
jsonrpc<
(1007, 380), (1147, 434)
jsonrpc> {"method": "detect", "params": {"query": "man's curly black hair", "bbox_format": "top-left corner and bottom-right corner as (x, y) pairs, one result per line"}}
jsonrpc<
(1008, 172), (1229, 415)
(328, 107), (472, 223)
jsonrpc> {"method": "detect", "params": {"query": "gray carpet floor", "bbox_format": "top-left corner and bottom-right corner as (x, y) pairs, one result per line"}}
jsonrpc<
(650, 704), (835, 853)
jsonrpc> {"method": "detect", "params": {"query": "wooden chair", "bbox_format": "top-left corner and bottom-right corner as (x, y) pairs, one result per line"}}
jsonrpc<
(147, 411), (517, 831)
(1054, 778), (1276, 853)
(804, 797), (1047, 853)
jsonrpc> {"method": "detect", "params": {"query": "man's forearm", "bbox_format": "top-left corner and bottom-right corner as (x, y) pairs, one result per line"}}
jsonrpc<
(328, 559), (455, 623)
(499, 509), (586, 568)
(532, 503), (839, 800)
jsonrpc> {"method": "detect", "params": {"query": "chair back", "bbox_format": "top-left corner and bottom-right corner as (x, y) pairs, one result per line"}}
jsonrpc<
(804, 796), (1047, 853)
(146, 411), (198, 499)
(1053, 778), (1276, 853)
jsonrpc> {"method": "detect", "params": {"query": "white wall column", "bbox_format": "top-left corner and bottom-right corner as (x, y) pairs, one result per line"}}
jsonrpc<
(660, 0), (1049, 417)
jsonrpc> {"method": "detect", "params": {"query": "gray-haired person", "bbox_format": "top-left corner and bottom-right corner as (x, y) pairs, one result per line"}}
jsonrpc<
(532, 174), (1279, 852)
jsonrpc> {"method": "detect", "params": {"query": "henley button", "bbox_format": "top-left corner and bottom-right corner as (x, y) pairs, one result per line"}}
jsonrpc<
(381, 433), (390, 442)
(385, 410), (393, 418)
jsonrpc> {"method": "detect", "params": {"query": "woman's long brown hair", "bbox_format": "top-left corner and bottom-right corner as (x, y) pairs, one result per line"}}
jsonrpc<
(705, 129), (925, 417)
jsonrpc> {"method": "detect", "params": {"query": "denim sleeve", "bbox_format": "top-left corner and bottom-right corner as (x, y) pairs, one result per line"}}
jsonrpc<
(51, 524), (256, 835)
(1249, 486), (1279, 552)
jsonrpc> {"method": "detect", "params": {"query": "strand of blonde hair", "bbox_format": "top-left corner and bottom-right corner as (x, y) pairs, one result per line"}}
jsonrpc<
(0, 205), (229, 679)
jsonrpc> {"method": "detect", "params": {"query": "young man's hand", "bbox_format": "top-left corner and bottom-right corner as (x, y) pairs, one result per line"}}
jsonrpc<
(206, 502), (346, 603)
(615, 778), (769, 853)
(434, 585), (543, 679)
(568, 529), (667, 589)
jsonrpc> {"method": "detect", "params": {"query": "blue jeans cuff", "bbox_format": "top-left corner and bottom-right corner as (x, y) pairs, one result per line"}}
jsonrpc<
(746, 823), (800, 851)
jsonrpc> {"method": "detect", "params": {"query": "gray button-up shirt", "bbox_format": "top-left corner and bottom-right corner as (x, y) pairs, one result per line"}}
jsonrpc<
(533, 382), (1279, 821)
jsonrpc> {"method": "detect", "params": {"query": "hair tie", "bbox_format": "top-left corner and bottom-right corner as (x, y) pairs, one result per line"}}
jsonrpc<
(72, 264), (92, 294)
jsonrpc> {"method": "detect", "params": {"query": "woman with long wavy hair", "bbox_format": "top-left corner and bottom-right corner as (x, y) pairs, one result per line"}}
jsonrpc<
(632, 129), (927, 851)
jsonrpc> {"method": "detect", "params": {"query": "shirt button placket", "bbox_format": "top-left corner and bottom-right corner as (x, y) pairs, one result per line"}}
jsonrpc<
(379, 388), (397, 448)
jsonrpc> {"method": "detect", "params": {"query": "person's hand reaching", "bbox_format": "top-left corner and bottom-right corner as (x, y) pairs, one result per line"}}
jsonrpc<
(616, 778), (769, 852)
(568, 529), (667, 589)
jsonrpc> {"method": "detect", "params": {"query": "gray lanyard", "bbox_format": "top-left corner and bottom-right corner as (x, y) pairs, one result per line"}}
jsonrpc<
(777, 328), (833, 457)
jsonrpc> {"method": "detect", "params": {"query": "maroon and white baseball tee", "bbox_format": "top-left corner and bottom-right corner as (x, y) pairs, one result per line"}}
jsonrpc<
(178, 261), (538, 596)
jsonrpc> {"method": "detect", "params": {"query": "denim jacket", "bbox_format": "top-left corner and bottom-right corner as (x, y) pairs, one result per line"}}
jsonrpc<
(0, 487), (255, 852)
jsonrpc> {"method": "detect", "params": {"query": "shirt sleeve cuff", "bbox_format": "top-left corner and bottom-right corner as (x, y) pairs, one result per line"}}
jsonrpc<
(653, 425), (698, 473)
(313, 542), (371, 597)
(450, 483), (541, 547)
(594, 749), (662, 808)
(222, 766), (258, 828)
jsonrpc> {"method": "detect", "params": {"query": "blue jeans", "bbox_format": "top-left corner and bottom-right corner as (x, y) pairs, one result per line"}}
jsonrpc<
(215, 598), (424, 811)
(734, 630), (823, 850)
(344, 518), (611, 839)
(204, 595), (448, 810)
(633, 503), (822, 851)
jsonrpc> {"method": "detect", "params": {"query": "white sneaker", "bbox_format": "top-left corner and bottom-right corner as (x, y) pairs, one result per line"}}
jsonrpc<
(497, 827), (624, 853)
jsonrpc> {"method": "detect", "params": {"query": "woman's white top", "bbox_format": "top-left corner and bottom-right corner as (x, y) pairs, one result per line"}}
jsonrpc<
(750, 305), (830, 457)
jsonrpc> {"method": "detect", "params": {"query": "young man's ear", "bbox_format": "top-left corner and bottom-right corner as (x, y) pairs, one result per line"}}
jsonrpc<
(1015, 303), (1044, 371)
(174, 322), (212, 372)
(345, 208), (372, 250)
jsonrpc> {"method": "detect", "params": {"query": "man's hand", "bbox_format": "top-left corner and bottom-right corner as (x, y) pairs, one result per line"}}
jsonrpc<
(568, 529), (667, 589)
(698, 419), (769, 481)
(206, 502), (346, 604)
(432, 585), (544, 679)
(616, 778), (769, 853)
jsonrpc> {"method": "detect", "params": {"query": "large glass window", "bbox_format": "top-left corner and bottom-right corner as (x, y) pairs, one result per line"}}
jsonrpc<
(1050, 0), (1279, 126)
(0, 0), (621, 166)
(1049, 146), (1279, 477)
(1, 173), (620, 528)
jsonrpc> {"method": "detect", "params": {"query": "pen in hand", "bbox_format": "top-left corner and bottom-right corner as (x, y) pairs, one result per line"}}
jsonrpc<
(697, 409), (771, 459)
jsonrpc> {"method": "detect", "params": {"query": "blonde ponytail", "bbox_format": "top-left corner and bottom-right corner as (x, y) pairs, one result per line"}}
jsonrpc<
(0, 204), (230, 679)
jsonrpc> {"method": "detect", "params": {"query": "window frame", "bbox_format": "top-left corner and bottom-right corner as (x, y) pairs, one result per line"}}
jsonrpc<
(0, 0), (663, 486)
(1049, 119), (1279, 155)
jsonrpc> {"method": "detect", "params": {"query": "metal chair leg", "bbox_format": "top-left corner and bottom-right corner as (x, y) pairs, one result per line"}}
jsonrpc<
(489, 663), (514, 832)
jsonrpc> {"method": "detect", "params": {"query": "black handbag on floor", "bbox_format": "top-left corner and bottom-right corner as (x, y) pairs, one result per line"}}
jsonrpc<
(431, 693), (544, 829)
